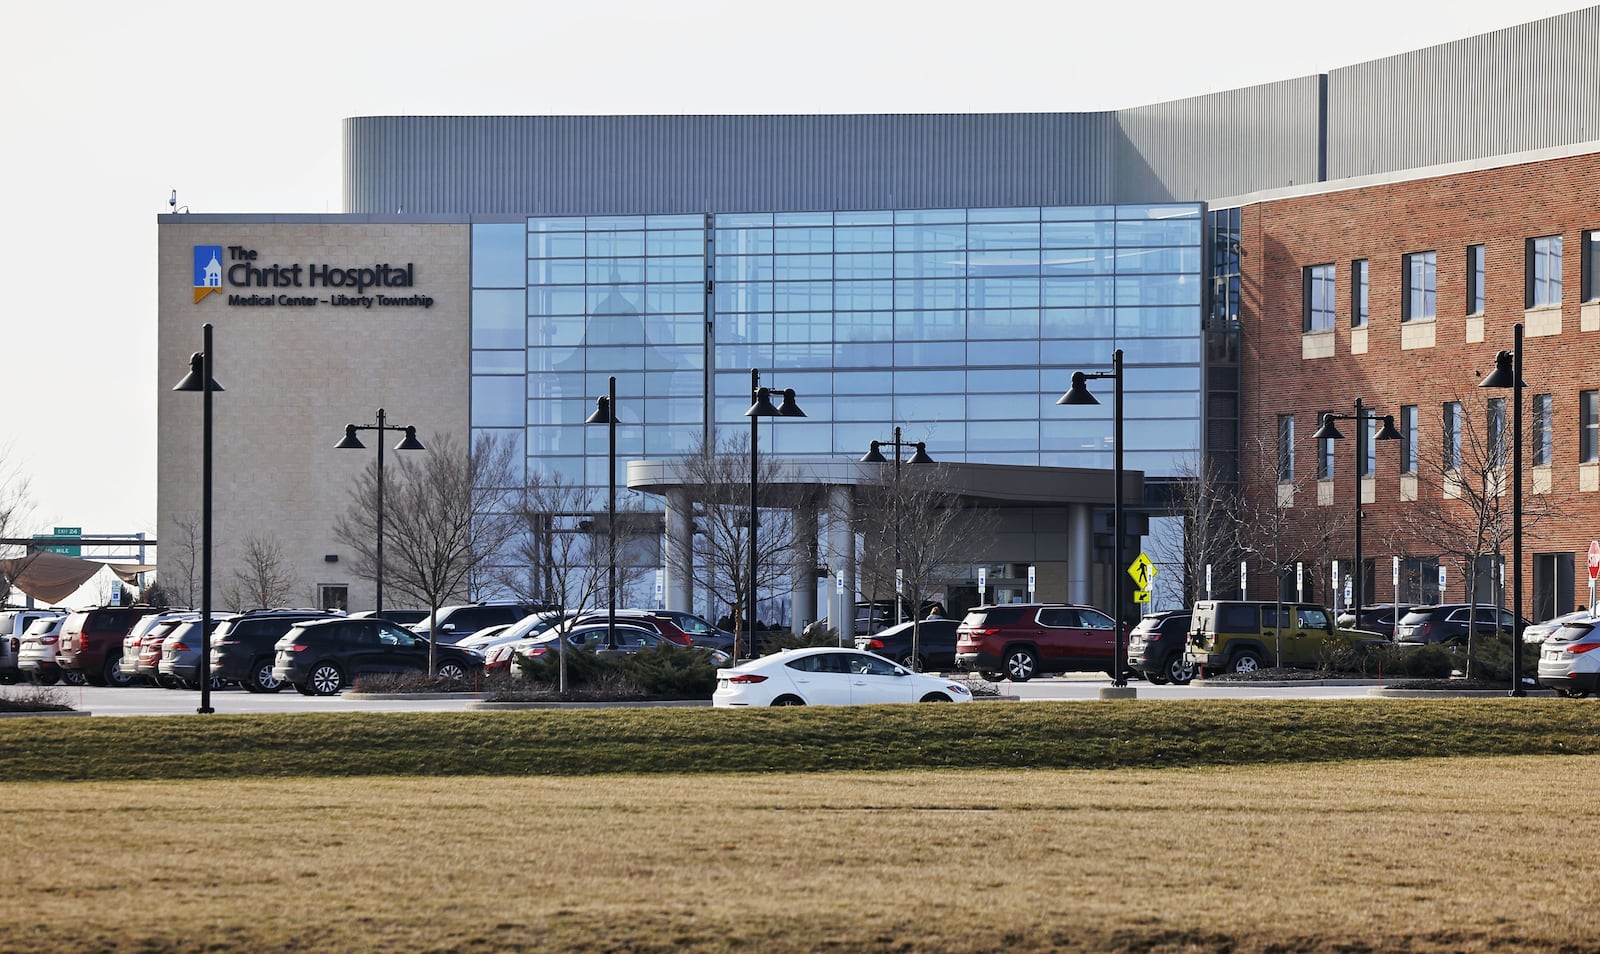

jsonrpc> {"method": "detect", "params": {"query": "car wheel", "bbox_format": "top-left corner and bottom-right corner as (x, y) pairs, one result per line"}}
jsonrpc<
(63, 669), (86, 686)
(103, 653), (132, 687)
(244, 659), (285, 693)
(1569, 689), (1592, 700)
(770, 695), (806, 706)
(918, 692), (951, 702)
(437, 661), (470, 683)
(1229, 650), (1264, 674)
(1166, 655), (1196, 686)
(979, 671), (1001, 682)
(293, 681), (316, 696)
(1004, 648), (1037, 683)
(1146, 670), (1171, 685)
(898, 653), (922, 671)
(308, 662), (345, 696)
(29, 669), (60, 686)
(0, 672), (16, 685)
(208, 673), (229, 692)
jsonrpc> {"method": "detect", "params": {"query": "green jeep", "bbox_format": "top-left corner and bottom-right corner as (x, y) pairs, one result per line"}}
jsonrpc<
(1185, 600), (1385, 675)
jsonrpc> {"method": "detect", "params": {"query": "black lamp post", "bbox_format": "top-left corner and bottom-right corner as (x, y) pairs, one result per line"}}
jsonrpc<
(860, 426), (934, 628)
(1310, 398), (1402, 621)
(585, 376), (619, 650)
(1479, 322), (1526, 696)
(745, 369), (805, 663)
(1058, 348), (1128, 688)
(335, 409), (424, 614)
(171, 322), (224, 714)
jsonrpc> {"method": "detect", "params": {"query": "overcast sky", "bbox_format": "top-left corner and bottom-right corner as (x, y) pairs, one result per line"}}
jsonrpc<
(2, 0), (1594, 544)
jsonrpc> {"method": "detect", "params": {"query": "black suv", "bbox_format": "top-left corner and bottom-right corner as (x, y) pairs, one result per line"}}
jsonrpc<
(410, 602), (548, 644)
(1395, 604), (1530, 647)
(209, 609), (337, 692)
(1334, 604), (1415, 638)
(1126, 610), (1194, 684)
(271, 617), (483, 695)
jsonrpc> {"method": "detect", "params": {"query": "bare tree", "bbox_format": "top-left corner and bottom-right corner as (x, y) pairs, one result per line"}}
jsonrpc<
(1395, 389), (1562, 676)
(1149, 453), (1245, 608)
(0, 448), (35, 605)
(161, 512), (202, 609)
(1237, 429), (1346, 665)
(334, 432), (520, 675)
(667, 430), (795, 662)
(849, 460), (998, 670)
(221, 535), (299, 610)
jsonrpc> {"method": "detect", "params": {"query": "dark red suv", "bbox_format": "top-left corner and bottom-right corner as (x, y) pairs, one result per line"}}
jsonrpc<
(56, 605), (163, 686)
(954, 603), (1124, 682)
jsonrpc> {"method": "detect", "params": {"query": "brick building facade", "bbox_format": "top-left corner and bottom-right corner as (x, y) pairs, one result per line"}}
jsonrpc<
(1236, 148), (1600, 620)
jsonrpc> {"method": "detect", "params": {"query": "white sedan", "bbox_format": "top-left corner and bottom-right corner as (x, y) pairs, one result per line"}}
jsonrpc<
(713, 647), (973, 707)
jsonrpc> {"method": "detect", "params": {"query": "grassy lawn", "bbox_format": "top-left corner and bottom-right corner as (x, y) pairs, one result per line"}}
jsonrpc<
(6, 700), (1599, 951)
(3, 757), (1595, 953)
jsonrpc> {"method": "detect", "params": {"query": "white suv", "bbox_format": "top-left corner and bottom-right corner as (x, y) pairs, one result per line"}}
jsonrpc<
(0, 609), (64, 683)
(15, 615), (75, 685)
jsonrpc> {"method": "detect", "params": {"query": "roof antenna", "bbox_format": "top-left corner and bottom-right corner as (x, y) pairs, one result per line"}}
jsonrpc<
(169, 189), (189, 214)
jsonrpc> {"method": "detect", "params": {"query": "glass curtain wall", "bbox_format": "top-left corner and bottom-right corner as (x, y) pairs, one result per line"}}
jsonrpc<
(471, 203), (1205, 501)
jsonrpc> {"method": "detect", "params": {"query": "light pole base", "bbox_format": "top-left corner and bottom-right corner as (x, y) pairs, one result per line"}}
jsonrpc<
(1098, 686), (1138, 700)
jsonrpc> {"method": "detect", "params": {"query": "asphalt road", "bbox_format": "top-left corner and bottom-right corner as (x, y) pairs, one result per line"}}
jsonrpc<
(14, 674), (1389, 717)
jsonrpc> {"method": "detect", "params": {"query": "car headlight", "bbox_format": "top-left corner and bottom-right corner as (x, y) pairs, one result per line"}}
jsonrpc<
(945, 683), (970, 694)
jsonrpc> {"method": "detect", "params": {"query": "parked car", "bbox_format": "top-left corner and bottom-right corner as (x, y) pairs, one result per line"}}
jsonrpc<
(854, 618), (960, 671)
(513, 623), (730, 670)
(953, 603), (1124, 682)
(15, 615), (75, 685)
(138, 615), (200, 686)
(158, 617), (230, 690)
(566, 610), (693, 646)
(480, 612), (582, 673)
(452, 623), (516, 654)
(1522, 610), (1590, 645)
(348, 609), (429, 626)
(209, 609), (339, 692)
(56, 605), (164, 686)
(1394, 604), (1531, 647)
(1126, 610), (1194, 685)
(119, 610), (196, 684)
(713, 647), (973, 707)
(1185, 600), (1386, 675)
(410, 602), (549, 644)
(1334, 604), (1415, 638)
(0, 608), (64, 684)
(651, 610), (736, 652)
(1536, 616), (1600, 697)
(272, 617), (484, 695)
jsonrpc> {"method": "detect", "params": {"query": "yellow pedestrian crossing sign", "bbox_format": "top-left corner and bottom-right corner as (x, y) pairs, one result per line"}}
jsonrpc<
(1128, 552), (1155, 590)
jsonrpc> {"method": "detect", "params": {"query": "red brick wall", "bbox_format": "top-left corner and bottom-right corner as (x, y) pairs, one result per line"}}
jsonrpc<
(1239, 151), (1600, 615)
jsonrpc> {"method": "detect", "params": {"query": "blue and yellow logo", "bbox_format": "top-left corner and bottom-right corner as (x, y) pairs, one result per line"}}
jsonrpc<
(193, 245), (224, 302)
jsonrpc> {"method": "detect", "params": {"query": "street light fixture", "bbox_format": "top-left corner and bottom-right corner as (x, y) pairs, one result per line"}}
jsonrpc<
(171, 322), (224, 714)
(335, 409), (425, 615)
(585, 376), (619, 651)
(745, 368), (805, 664)
(1058, 348), (1131, 691)
(860, 426), (933, 628)
(1310, 399), (1402, 622)
(1479, 322), (1527, 696)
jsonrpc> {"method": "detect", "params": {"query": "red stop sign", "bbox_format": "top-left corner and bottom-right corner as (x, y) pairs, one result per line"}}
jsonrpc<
(1589, 541), (1600, 580)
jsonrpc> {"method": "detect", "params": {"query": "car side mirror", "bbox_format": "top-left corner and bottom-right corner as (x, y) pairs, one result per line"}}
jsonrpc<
(894, 668), (908, 676)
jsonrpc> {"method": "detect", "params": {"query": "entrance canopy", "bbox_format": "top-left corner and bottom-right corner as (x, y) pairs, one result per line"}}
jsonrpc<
(0, 551), (156, 605)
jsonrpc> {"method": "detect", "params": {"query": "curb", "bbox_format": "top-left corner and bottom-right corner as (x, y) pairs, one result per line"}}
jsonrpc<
(1192, 679), (1386, 688)
(1367, 687), (1559, 698)
(0, 709), (92, 718)
(343, 692), (490, 701)
(467, 700), (709, 710)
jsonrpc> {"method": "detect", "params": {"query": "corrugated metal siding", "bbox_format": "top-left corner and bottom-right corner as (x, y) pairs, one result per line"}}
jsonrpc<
(345, 113), (1121, 215)
(1112, 77), (1325, 202)
(1327, 6), (1600, 178)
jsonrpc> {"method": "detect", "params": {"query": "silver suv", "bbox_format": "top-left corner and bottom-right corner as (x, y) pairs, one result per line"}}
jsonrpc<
(16, 615), (75, 685)
(0, 609), (64, 683)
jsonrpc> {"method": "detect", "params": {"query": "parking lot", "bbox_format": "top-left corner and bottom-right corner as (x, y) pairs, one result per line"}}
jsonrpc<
(19, 674), (1391, 717)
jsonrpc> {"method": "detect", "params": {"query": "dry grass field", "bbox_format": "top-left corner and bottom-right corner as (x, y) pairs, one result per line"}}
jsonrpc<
(6, 755), (1599, 953)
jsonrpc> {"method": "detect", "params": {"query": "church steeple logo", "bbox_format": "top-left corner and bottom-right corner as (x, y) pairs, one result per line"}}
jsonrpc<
(193, 245), (224, 303)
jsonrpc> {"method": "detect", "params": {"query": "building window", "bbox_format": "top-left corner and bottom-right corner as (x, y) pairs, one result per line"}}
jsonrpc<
(1583, 391), (1599, 464)
(1467, 244), (1485, 315)
(1487, 397), (1506, 468)
(1318, 412), (1335, 479)
(1304, 264), (1335, 332)
(1400, 405), (1418, 474)
(1528, 235), (1563, 308)
(1583, 230), (1599, 303)
(1403, 251), (1436, 321)
(1360, 414), (1378, 476)
(1351, 259), (1368, 327)
(1534, 393), (1553, 466)
(1443, 401), (1462, 469)
(1277, 414), (1294, 481)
